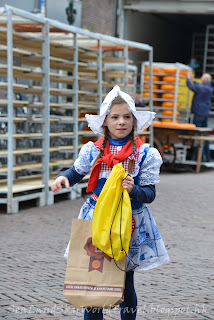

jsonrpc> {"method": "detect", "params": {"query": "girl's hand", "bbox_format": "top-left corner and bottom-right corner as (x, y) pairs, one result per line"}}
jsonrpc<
(122, 175), (134, 193)
(51, 176), (70, 193)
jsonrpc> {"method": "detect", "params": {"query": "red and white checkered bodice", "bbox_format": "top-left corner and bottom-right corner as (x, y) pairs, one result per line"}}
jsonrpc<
(100, 144), (140, 174)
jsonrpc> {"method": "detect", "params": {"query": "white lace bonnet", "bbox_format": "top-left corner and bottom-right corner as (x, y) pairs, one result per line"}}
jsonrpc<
(85, 85), (155, 135)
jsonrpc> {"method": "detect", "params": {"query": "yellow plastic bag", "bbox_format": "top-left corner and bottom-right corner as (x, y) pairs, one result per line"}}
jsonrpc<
(92, 163), (132, 261)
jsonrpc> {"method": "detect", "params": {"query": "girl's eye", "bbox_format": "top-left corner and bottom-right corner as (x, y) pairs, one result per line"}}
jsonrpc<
(111, 116), (118, 119)
(125, 115), (131, 119)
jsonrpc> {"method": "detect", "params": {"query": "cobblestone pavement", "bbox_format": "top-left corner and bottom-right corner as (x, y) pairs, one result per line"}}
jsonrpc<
(1, 169), (214, 320)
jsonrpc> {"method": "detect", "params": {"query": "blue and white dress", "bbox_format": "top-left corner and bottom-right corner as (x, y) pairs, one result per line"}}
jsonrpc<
(64, 138), (170, 272)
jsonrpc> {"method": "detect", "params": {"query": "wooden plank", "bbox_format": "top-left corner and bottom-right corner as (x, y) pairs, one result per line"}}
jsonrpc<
(0, 50), (86, 70)
(0, 116), (28, 122)
(0, 133), (42, 139)
(79, 52), (127, 64)
(137, 131), (151, 136)
(78, 71), (97, 78)
(23, 102), (73, 109)
(49, 102), (74, 108)
(0, 44), (32, 57)
(6, 30), (43, 53)
(78, 130), (98, 136)
(178, 134), (214, 141)
(49, 44), (82, 60)
(0, 64), (30, 73)
(79, 52), (98, 62)
(0, 180), (45, 193)
(102, 56), (126, 63)
(0, 145), (74, 156)
(0, 162), (43, 173)
(50, 58), (86, 71)
(0, 63), (104, 85)
(154, 125), (212, 132)
(49, 159), (73, 166)
(0, 116), (80, 123)
(50, 132), (74, 137)
(78, 101), (97, 106)
(0, 159), (74, 173)
(0, 82), (100, 97)
(0, 99), (29, 106)
(0, 116), (60, 123)
(104, 70), (124, 78)
(0, 132), (74, 139)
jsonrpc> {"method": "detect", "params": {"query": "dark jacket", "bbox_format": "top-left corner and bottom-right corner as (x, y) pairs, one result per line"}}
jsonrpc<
(135, 101), (145, 108)
(186, 79), (213, 117)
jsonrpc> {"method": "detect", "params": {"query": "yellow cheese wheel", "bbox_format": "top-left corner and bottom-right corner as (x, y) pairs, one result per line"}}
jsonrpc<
(161, 101), (179, 108)
(144, 75), (159, 82)
(156, 121), (196, 129)
(152, 121), (162, 126)
(144, 66), (163, 74)
(164, 67), (177, 74)
(143, 92), (158, 98)
(179, 70), (187, 77)
(162, 110), (180, 116)
(162, 93), (175, 99)
(163, 76), (176, 82)
(161, 119), (173, 123)
(144, 83), (158, 90)
(161, 119), (178, 124)
(161, 84), (175, 91)
(177, 123), (196, 129)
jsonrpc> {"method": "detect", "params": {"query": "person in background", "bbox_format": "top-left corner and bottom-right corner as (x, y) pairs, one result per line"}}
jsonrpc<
(186, 71), (213, 161)
(134, 90), (145, 108)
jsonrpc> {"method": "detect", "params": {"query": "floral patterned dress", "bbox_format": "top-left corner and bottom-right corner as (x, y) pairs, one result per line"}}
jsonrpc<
(64, 140), (170, 271)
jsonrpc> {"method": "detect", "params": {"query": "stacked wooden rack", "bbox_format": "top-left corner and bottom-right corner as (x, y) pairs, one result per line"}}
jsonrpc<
(0, 5), (153, 213)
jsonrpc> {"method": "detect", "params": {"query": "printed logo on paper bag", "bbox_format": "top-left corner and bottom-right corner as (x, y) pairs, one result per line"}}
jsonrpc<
(84, 237), (112, 272)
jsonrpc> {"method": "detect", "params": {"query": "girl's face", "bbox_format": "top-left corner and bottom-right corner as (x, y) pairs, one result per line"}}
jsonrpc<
(103, 103), (134, 139)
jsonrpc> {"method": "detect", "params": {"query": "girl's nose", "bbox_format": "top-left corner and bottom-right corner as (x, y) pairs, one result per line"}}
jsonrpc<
(118, 117), (125, 124)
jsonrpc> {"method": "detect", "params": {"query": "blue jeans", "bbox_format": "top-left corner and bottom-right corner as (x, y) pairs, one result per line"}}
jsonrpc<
(193, 114), (210, 161)
(84, 271), (137, 320)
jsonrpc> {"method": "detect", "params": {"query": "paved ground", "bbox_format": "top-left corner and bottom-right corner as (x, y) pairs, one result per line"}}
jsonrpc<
(1, 168), (214, 320)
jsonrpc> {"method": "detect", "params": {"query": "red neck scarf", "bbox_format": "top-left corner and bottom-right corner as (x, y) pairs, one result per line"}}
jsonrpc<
(86, 137), (142, 193)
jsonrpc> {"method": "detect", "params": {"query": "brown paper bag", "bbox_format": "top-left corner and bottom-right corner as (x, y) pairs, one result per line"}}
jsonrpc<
(63, 219), (126, 309)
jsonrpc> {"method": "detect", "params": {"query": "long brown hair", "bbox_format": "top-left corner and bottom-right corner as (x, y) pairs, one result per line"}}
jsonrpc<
(92, 96), (137, 174)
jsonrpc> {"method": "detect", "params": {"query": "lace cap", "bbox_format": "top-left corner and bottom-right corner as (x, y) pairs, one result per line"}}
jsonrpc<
(85, 85), (156, 135)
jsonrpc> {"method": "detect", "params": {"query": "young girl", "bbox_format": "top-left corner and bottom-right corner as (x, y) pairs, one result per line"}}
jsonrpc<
(51, 85), (170, 320)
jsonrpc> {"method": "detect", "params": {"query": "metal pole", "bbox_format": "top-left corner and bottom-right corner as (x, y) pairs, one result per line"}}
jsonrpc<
(149, 49), (153, 146)
(45, 0), (47, 17)
(203, 25), (209, 74)
(123, 8), (128, 40)
(73, 32), (79, 160)
(140, 62), (145, 98)
(124, 45), (128, 93)
(132, 66), (137, 99)
(7, 8), (14, 213)
(117, 0), (124, 39)
(173, 63), (179, 123)
(97, 39), (102, 110)
(42, 20), (50, 204)
(186, 81), (191, 123)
